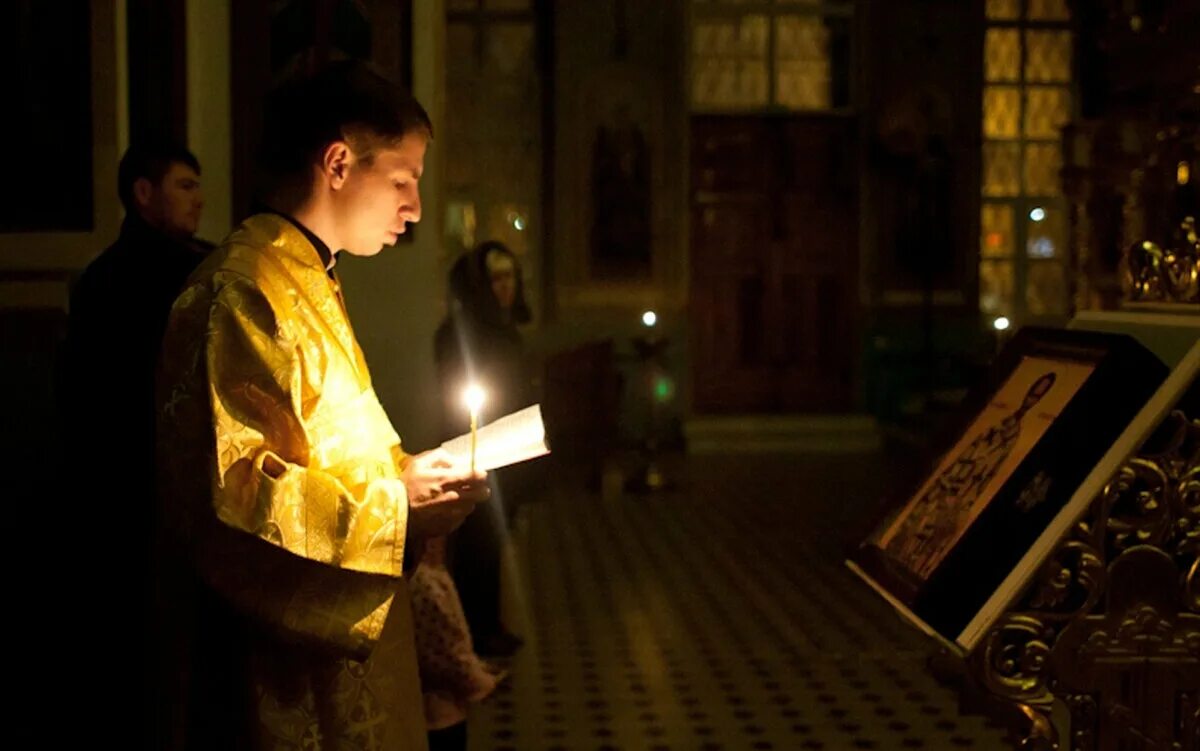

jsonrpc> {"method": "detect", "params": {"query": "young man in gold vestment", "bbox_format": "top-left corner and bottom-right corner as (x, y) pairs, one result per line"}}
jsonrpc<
(155, 62), (487, 750)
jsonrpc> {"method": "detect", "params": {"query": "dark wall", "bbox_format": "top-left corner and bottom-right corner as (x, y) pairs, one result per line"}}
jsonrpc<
(127, 0), (188, 145)
(862, 0), (983, 302)
(858, 0), (991, 427)
(3, 1), (93, 232)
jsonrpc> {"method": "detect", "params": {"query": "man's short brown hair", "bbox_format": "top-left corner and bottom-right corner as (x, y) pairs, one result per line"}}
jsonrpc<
(118, 141), (200, 212)
(258, 59), (432, 179)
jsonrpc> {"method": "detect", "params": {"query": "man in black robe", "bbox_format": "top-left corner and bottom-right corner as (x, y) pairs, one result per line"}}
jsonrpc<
(57, 140), (212, 748)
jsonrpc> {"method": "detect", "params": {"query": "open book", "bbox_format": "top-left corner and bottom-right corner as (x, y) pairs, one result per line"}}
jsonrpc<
(441, 404), (551, 471)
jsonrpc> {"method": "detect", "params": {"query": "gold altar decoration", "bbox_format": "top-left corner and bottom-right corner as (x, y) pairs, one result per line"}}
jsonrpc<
(969, 397), (1200, 749)
(1062, 0), (1199, 313)
(1123, 121), (1199, 306)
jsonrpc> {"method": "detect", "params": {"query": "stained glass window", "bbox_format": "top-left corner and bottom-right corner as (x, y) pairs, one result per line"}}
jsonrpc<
(985, 29), (1020, 82)
(1026, 204), (1065, 259)
(444, 1), (540, 263)
(980, 260), (1015, 316)
(979, 0), (1074, 324)
(693, 16), (771, 108)
(1024, 30), (1071, 83)
(1024, 143), (1063, 197)
(983, 143), (1022, 197)
(691, 1), (852, 111)
(981, 204), (1014, 258)
(984, 86), (1020, 138)
(985, 0), (1020, 20)
(1027, 0), (1069, 21)
(1023, 87), (1069, 138)
(775, 15), (831, 109)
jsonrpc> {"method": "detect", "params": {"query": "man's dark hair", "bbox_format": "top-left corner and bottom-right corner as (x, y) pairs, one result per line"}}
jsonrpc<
(117, 141), (200, 212)
(259, 59), (433, 179)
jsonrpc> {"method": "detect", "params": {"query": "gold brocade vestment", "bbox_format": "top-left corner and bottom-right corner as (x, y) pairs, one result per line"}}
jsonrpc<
(157, 213), (426, 750)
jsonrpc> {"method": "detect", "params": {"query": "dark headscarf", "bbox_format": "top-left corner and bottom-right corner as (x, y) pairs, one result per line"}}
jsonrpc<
(447, 240), (531, 330)
(435, 241), (533, 433)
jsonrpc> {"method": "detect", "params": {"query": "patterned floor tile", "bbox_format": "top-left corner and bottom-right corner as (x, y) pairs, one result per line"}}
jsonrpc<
(466, 453), (1010, 751)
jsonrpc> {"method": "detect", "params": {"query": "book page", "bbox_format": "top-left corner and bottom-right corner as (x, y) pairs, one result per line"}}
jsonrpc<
(441, 404), (550, 471)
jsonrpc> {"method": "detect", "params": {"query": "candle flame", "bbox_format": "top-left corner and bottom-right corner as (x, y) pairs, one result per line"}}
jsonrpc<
(463, 384), (486, 413)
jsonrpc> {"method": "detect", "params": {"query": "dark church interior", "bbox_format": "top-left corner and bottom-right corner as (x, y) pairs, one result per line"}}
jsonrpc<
(2, 1), (1198, 749)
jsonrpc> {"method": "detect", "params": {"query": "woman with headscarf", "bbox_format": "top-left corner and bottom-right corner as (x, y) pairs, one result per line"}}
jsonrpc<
(411, 242), (532, 748)
(433, 241), (533, 659)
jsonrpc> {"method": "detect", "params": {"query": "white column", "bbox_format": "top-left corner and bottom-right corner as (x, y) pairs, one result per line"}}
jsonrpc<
(185, 0), (233, 242)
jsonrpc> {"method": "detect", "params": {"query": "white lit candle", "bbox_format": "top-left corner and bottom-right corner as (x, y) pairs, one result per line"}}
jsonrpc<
(463, 384), (486, 473)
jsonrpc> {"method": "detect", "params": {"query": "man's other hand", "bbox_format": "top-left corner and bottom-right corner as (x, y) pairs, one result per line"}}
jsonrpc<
(403, 448), (490, 538)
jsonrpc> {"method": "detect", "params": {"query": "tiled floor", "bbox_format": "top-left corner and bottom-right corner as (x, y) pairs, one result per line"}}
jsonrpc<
(468, 453), (1011, 750)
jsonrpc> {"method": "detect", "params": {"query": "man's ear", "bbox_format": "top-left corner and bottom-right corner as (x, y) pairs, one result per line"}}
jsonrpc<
(322, 141), (353, 189)
(132, 177), (155, 210)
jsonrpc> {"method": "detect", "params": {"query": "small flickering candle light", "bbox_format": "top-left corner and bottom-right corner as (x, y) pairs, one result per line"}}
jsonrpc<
(463, 384), (486, 473)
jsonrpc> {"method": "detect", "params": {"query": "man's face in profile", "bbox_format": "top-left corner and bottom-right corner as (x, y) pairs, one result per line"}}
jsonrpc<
(334, 132), (426, 257)
(139, 161), (203, 238)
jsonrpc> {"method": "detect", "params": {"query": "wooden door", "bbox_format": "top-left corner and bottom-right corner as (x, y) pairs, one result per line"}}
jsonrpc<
(691, 116), (858, 413)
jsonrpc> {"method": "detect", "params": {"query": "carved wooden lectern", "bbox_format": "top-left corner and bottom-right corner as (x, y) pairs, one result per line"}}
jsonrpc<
(970, 392), (1199, 749)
